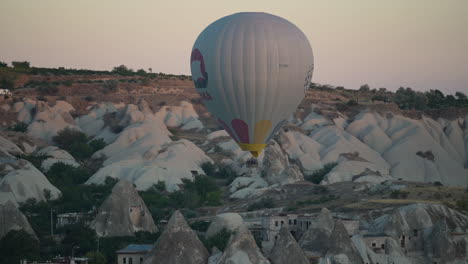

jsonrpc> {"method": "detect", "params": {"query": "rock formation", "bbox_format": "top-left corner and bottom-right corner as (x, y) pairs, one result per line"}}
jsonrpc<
(217, 226), (270, 264)
(143, 210), (208, 264)
(92, 180), (157, 237)
(206, 213), (244, 238)
(0, 201), (36, 240)
(269, 227), (308, 264)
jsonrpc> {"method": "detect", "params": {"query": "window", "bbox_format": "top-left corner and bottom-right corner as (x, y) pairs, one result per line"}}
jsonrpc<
(281, 221), (284, 226)
(123, 257), (126, 264)
(294, 219), (297, 225)
(289, 220), (291, 225)
(413, 229), (418, 237)
(140, 257), (143, 264)
(381, 244), (385, 249)
(275, 221), (278, 227)
(372, 243), (376, 247)
(129, 257), (133, 264)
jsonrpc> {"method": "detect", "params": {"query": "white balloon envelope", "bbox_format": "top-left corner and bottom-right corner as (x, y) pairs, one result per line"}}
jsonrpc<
(191, 12), (314, 157)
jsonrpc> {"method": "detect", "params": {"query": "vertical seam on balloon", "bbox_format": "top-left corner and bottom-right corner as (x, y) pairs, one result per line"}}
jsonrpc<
(260, 26), (269, 138)
(215, 18), (229, 122)
(230, 20), (242, 122)
(271, 22), (281, 131)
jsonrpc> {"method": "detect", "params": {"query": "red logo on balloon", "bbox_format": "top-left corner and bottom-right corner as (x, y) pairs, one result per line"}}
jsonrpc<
(191, 49), (208, 89)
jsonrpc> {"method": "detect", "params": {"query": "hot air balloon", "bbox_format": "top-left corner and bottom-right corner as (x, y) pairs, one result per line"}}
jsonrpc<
(190, 12), (313, 158)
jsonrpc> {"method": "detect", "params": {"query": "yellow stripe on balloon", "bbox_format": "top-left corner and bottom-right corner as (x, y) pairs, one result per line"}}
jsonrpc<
(253, 120), (272, 144)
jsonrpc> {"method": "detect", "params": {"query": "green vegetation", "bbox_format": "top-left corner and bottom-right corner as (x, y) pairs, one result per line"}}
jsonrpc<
(52, 128), (106, 161)
(305, 162), (338, 184)
(296, 195), (337, 206)
(247, 198), (275, 211)
(8, 122), (28, 132)
(0, 230), (39, 264)
(202, 228), (233, 251)
(140, 175), (223, 221)
(85, 251), (106, 264)
(16, 153), (50, 169)
(389, 190), (409, 199)
(201, 162), (238, 184)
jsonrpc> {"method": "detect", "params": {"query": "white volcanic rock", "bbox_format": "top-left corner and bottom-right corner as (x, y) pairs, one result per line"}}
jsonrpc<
(270, 227), (309, 264)
(207, 130), (229, 140)
(86, 118), (212, 191)
(0, 159), (61, 203)
(217, 226), (270, 264)
(262, 140), (304, 185)
(36, 146), (80, 171)
(75, 102), (121, 138)
(0, 192), (18, 206)
(0, 134), (23, 156)
(299, 208), (335, 255)
(346, 111), (468, 185)
(206, 213), (244, 238)
(207, 247), (222, 264)
(92, 180), (157, 237)
(27, 100), (78, 142)
(13, 99), (36, 124)
(309, 126), (390, 171)
(301, 111), (333, 130)
(370, 203), (468, 237)
(0, 201), (37, 240)
(322, 160), (391, 184)
(155, 101), (203, 131)
(143, 210), (208, 264)
(278, 130), (322, 173)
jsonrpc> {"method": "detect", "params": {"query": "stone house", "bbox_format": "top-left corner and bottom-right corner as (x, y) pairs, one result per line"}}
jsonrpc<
(116, 244), (153, 264)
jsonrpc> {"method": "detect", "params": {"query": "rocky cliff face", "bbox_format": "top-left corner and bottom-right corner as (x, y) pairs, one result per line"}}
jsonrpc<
(0, 201), (36, 240)
(269, 227), (309, 264)
(92, 180), (157, 237)
(217, 226), (270, 264)
(143, 210), (209, 264)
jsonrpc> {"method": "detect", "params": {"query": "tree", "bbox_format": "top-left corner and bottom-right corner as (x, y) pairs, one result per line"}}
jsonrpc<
(136, 69), (147, 75)
(58, 223), (97, 257)
(425, 89), (446, 109)
(85, 251), (106, 264)
(111, 65), (134, 76)
(12, 61), (30, 69)
(455, 91), (467, 100)
(89, 138), (106, 153)
(359, 84), (370, 92)
(0, 230), (40, 264)
(53, 127), (88, 150)
(0, 61), (7, 67)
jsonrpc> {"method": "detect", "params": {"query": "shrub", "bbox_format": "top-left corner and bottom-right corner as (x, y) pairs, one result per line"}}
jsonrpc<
(69, 142), (94, 160)
(190, 220), (211, 232)
(305, 162), (338, 184)
(112, 65), (134, 76)
(89, 138), (106, 152)
(0, 230), (39, 264)
(46, 163), (91, 188)
(346, 99), (359, 106)
(36, 84), (58, 95)
(247, 198), (274, 211)
(203, 228), (233, 251)
(201, 162), (216, 176)
(9, 122), (28, 132)
(103, 80), (119, 91)
(63, 79), (73, 87)
(433, 181), (443, 186)
(53, 127), (88, 150)
(390, 190), (409, 199)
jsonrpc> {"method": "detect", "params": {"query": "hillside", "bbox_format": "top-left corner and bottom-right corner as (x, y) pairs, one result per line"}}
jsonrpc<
(0, 66), (467, 263)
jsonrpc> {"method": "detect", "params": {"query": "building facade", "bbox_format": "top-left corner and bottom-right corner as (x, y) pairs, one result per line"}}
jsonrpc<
(116, 244), (153, 264)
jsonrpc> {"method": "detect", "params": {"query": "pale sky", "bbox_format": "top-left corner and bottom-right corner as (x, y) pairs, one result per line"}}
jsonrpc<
(1, 0), (467, 94)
